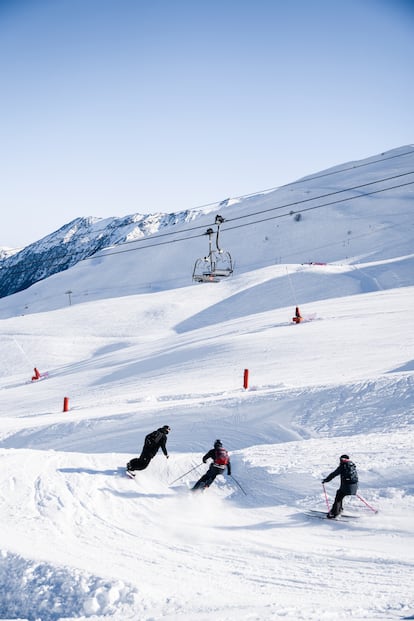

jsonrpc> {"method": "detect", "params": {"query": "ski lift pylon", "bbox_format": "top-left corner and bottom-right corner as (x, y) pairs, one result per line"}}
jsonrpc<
(192, 215), (233, 283)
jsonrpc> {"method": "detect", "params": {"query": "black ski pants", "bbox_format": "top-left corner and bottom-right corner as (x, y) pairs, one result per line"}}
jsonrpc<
(128, 446), (156, 471)
(192, 465), (223, 490)
(329, 484), (358, 516)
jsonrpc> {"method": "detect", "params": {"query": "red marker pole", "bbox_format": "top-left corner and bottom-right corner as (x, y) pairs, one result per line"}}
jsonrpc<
(63, 397), (69, 412)
(243, 369), (249, 390)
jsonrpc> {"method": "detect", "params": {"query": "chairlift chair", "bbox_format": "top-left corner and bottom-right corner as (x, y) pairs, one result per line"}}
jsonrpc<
(192, 221), (233, 283)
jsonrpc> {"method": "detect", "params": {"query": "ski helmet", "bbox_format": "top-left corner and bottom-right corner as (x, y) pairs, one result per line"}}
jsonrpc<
(214, 439), (222, 448)
(162, 425), (171, 434)
(340, 454), (349, 460)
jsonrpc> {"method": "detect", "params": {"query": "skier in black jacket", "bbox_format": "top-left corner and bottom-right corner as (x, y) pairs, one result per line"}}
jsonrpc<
(127, 425), (170, 475)
(322, 454), (358, 518)
(192, 440), (231, 491)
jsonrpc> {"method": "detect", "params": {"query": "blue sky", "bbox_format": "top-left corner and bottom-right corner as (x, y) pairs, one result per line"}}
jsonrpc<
(0, 0), (413, 248)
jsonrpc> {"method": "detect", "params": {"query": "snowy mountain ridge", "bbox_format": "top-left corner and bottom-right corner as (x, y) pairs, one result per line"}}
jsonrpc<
(1, 145), (413, 320)
(0, 209), (207, 299)
(1, 144), (413, 305)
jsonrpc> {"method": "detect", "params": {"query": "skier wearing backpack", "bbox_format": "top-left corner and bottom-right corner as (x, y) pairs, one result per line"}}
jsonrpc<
(322, 454), (358, 518)
(126, 425), (170, 474)
(192, 440), (231, 491)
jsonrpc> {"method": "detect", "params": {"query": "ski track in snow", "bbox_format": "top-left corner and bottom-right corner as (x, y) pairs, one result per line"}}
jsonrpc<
(0, 425), (413, 620)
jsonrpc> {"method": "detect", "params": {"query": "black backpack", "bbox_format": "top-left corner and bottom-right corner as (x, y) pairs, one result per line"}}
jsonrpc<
(342, 460), (358, 484)
(145, 430), (163, 446)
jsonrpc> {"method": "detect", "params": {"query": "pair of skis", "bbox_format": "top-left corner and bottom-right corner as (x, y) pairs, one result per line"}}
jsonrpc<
(305, 509), (360, 521)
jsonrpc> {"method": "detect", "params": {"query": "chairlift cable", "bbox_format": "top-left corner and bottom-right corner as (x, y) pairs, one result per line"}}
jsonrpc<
(86, 177), (414, 260)
(92, 170), (414, 254)
(82, 160), (414, 250)
(176, 148), (414, 211)
(3, 170), (414, 285)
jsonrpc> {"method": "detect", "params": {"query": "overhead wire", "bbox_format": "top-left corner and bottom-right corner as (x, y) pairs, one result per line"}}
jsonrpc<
(2, 152), (414, 282)
(82, 150), (414, 250)
(2, 174), (414, 287)
(223, 170), (414, 225)
(222, 179), (414, 233)
(167, 147), (414, 211)
(85, 171), (414, 259)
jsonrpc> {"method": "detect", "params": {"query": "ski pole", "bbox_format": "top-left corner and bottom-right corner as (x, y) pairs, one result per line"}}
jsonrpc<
(230, 475), (247, 495)
(322, 483), (330, 511)
(169, 463), (203, 485)
(356, 493), (378, 514)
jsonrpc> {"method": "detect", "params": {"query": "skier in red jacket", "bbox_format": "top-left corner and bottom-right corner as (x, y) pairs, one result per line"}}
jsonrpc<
(192, 440), (231, 491)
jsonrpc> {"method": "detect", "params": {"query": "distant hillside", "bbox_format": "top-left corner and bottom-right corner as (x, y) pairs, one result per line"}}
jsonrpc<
(0, 211), (200, 299)
(0, 146), (413, 314)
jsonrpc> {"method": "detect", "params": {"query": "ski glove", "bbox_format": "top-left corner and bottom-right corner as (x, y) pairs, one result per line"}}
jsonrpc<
(321, 479), (327, 484)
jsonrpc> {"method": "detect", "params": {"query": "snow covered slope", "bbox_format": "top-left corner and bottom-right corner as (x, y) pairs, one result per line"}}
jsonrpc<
(0, 147), (413, 620)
